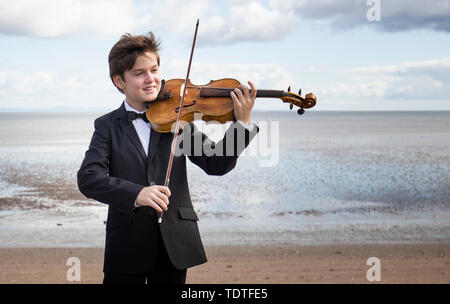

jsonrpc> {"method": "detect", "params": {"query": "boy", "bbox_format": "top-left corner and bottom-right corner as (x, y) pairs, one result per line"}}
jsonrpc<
(77, 32), (258, 284)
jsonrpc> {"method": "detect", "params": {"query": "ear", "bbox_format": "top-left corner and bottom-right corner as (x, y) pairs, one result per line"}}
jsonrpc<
(112, 74), (125, 91)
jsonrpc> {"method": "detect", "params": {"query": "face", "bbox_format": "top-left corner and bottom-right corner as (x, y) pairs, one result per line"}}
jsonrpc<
(113, 51), (161, 109)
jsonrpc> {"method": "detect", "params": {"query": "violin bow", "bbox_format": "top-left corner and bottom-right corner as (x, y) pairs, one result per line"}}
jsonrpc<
(158, 19), (200, 224)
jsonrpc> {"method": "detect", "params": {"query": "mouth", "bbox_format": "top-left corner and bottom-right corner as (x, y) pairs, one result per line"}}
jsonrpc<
(143, 86), (157, 93)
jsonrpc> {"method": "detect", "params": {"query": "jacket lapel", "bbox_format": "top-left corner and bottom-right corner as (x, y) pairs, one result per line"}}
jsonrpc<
(126, 123), (148, 165)
(148, 128), (161, 165)
(116, 103), (148, 165)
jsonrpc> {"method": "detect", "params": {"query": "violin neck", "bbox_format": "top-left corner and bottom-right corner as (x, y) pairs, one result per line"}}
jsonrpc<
(199, 87), (285, 99)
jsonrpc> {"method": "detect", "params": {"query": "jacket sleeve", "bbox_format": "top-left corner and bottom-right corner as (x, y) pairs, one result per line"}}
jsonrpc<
(77, 117), (143, 213)
(184, 120), (259, 175)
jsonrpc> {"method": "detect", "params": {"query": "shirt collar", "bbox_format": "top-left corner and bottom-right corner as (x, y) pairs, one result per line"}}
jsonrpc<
(124, 100), (146, 113)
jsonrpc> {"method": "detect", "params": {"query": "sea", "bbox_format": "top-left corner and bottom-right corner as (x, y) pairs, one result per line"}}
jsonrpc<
(0, 111), (449, 247)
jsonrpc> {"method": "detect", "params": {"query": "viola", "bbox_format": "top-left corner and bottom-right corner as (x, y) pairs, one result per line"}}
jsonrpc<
(146, 77), (317, 133)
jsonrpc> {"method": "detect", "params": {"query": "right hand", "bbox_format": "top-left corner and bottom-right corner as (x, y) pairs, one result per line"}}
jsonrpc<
(135, 185), (171, 213)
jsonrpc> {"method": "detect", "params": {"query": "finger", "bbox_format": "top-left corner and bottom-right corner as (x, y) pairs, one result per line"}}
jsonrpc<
(241, 84), (250, 100)
(159, 193), (170, 207)
(158, 186), (171, 198)
(139, 194), (164, 212)
(248, 81), (257, 100)
(230, 90), (241, 107)
(150, 193), (168, 211)
(149, 201), (163, 213)
(154, 191), (169, 207)
(234, 87), (245, 103)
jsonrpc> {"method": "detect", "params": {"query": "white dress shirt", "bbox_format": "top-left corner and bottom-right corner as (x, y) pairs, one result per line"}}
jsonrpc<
(124, 100), (151, 156)
(125, 100), (255, 157)
(125, 100), (255, 208)
(124, 100), (255, 155)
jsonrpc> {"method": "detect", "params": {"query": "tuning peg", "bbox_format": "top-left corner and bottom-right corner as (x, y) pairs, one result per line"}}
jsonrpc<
(298, 88), (302, 96)
(287, 86), (291, 93)
(297, 107), (305, 115)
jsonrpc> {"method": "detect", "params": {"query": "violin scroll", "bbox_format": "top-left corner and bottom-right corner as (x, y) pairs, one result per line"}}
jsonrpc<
(281, 87), (317, 113)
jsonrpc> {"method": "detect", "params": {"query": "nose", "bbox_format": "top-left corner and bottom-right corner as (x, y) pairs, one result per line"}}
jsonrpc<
(144, 70), (154, 83)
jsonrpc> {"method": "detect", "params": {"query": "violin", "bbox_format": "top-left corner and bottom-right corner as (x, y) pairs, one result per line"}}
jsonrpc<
(146, 78), (317, 133)
(154, 19), (317, 224)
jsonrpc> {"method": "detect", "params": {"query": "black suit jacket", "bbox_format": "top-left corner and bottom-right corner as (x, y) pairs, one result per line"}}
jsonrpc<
(77, 103), (258, 273)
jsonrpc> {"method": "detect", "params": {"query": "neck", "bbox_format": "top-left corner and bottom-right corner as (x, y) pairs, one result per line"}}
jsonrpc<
(125, 99), (146, 112)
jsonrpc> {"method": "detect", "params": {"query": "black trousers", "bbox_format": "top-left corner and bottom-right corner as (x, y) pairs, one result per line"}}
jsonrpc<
(103, 235), (187, 284)
(103, 264), (186, 284)
(103, 254), (187, 284)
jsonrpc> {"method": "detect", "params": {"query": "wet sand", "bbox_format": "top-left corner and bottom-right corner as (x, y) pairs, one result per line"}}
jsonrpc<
(0, 243), (449, 284)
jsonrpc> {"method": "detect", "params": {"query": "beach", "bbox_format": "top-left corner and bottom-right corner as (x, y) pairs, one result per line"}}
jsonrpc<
(0, 243), (449, 284)
(0, 111), (449, 284)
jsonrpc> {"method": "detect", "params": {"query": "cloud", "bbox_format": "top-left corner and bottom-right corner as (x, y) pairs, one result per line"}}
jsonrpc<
(1, 0), (449, 44)
(149, 0), (297, 46)
(201, 1), (296, 45)
(271, 0), (450, 33)
(0, 0), (297, 45)
(0, 68), (120, 109)
(352, 57), (450, 77)
(0, 59), (297, 110)
(306, 65), (325, 73)
(320, 57), (450, 100)
(162, 58), (295, 90)
(0, 0), (148, 38)
(2, 58), (448, 111)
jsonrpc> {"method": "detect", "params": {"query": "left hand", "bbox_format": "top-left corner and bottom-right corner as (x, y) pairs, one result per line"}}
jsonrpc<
(230, 81), (257, 125)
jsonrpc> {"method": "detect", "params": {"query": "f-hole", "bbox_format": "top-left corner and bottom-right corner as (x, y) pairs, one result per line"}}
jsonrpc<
(175, 100), (197, 113)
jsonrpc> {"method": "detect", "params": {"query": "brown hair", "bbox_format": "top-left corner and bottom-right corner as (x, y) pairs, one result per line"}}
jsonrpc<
(108, 32), (161, 93)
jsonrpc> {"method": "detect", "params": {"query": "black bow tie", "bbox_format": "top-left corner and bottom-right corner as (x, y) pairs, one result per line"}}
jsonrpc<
(127, 111), (149, 123)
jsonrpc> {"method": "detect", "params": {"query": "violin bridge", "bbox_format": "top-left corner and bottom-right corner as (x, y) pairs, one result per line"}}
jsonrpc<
(180, 83), (186, 97)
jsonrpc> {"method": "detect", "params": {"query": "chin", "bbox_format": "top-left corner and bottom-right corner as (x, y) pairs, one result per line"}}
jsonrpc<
(146, 94), (158, 102)
(138, 92), (156, 101)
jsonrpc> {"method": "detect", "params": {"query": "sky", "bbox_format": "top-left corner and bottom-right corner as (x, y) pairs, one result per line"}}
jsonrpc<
(0, 0), (449, 112)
